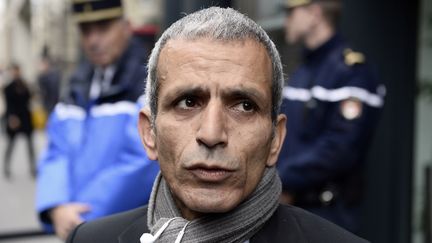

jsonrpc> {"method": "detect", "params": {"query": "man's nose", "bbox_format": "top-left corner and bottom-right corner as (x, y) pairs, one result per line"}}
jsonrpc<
(89, 32), (101, 46)
(84, 29), (101, 46)
(196, 101), (228, 148)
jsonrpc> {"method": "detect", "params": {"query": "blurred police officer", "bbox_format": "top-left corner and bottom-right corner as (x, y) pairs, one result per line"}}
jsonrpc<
(278, 0), (385, 232)
(36, 0), (159, 239)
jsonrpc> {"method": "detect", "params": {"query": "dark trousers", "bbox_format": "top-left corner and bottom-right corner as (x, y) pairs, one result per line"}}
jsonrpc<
(3, 133), (36, 178)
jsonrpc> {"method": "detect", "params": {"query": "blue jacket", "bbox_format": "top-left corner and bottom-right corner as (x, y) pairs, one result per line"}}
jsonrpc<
(36, 39), (159, 231)
(278, 35), (384, 205)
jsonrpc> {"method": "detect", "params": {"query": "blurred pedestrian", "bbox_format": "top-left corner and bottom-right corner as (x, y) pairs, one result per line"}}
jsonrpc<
(37, 56), (60, 115)
(36, 0), (159, 240)
(2, 63), (35, 179)
(278, 0), (385, 232)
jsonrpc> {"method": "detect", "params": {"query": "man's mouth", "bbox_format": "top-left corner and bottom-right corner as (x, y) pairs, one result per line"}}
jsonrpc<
(187, 164), (235, 183)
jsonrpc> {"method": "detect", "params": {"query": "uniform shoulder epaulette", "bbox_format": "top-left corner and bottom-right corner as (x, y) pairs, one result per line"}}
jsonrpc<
(343, 48), (365, 66)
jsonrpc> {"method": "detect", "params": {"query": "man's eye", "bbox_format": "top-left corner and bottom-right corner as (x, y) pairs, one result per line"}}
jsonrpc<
(176, 97), (198, 109)
(233, 100), (256, 112)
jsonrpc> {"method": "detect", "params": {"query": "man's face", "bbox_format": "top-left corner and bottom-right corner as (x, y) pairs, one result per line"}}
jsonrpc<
(11, 67), (21, 80)
(79, 18), (130, 67)
(284, 6), (315, 44)
(139, 38), (286, 220)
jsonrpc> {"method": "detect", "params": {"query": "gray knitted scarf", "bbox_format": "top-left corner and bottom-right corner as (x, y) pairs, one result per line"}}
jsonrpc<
(146, 167), (281, 243)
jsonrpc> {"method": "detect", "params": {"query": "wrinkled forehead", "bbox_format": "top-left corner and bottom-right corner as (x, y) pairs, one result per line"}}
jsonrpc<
(156, 37), (273, 79)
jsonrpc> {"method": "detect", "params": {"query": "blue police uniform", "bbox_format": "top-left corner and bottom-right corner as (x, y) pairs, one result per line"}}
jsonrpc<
(36, 39), (159, 231)
(277, 34), (385, 232)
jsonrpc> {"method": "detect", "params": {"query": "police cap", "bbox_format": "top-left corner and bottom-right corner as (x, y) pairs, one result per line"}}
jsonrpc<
(283, 0), (339, 9)
(283, 0), (312, 9)
(72, 0), (124, 23)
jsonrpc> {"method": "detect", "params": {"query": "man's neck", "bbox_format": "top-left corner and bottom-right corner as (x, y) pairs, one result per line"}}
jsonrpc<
(304, 22), (335, 50)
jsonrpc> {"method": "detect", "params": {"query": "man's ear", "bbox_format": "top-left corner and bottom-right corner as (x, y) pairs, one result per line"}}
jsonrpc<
(266, 114), (287, 167)
(138, 108), (158, 160)
(123, 19), (132, 35)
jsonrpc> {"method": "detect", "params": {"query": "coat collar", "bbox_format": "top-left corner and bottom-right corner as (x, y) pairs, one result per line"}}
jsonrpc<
(117, 208), (149, 243)
(115, 205), (309, 243)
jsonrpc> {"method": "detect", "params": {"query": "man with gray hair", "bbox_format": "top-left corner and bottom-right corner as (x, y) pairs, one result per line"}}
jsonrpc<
(66, 7), (368, 243)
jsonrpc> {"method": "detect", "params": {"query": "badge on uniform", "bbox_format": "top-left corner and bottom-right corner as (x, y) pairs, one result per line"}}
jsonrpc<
(344, 48), (365, 66)
(340, 98), (363, 120)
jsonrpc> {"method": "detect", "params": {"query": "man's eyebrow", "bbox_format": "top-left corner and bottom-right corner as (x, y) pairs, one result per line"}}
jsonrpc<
(164, 85), (209, 100)
(221, 87), (266, 101)
(161, 85), (267, 104)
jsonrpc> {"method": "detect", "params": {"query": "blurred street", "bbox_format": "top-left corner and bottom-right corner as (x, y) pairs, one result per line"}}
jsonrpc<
(0, 130), (61, 243)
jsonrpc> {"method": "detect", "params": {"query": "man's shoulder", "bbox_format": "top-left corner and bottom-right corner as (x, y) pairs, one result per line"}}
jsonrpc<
(253, 204), (369, 243)
(282, 205), (369, 242)
(67, 206), (149, 243)
(67, 204), (369, 243)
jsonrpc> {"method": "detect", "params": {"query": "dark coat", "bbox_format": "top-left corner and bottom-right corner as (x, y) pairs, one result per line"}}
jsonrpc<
(3, 79), (33, 136)
(66, 204), (369, 243)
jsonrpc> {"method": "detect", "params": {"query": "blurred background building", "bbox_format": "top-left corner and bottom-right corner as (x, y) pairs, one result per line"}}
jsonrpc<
(0, 0), (430, 243)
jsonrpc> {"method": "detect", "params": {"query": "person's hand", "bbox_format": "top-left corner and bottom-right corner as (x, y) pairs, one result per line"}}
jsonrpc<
(7, 115), (20, 130)
(50, 203), (91, 240)
(280, 191), (295, 205)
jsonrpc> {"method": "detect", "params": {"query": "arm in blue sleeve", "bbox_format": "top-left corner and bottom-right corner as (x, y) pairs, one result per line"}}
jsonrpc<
(36, 109), (76, 229)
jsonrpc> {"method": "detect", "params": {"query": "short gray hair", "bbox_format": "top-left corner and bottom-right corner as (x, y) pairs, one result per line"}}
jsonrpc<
(145, 7), (284, 125)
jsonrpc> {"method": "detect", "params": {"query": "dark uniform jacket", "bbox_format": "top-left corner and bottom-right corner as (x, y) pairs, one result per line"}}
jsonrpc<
(277, 34), (384, 230)
(67, 204), (369, 243)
